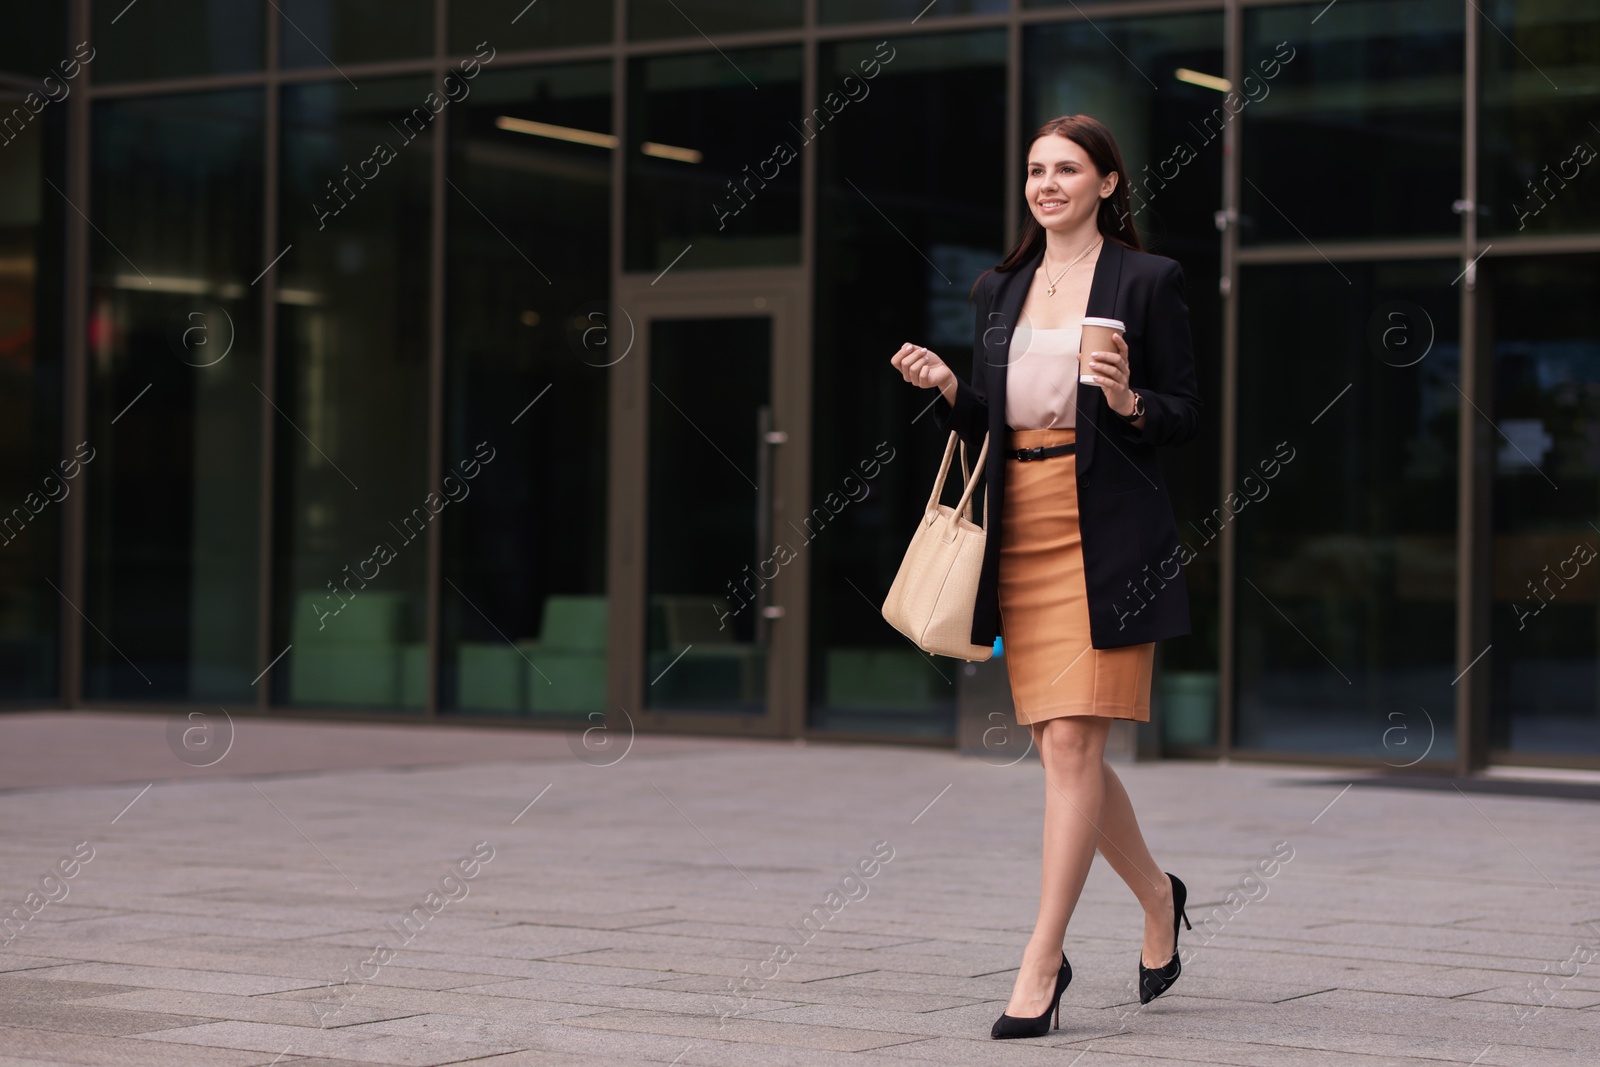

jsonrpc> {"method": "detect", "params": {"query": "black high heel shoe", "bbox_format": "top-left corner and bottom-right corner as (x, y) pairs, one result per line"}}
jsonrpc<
(1138, 872), (1191, 1005)
(992, 951), (1072, 1039)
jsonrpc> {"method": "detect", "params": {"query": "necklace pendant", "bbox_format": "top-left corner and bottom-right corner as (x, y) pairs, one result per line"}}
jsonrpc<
(1047, 285), (1056, 296)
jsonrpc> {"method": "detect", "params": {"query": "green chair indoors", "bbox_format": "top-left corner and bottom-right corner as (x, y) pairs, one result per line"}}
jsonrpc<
(520, 595), (608, 715)
(289, 590), (411, 706)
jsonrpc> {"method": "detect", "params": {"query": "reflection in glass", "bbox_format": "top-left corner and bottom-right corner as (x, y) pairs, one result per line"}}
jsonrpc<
(93, 0), (262, 83)
(442, 62), (611, 718)
(1236, 260), (1459, 759)
(1486, 255), (1600, 755)
(647, 317), (771, 713)
(1241, 0), (1462, 245)
(0, 102), (63, 700)
(810, 31), (1005, 736)
(450, 0), (611, 54)
(274, 78), (432, 710)
(84, 91), (263, 700)
(1480, 1), (1600, 237)
(628, 0), (801, 41)
(1025, 12), (1226, 746)
(278, 0), (432, 69)
(626, 48), (802, 271)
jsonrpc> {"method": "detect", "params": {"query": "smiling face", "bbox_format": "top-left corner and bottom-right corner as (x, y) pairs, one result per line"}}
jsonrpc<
(1026, 133), (1117, 233)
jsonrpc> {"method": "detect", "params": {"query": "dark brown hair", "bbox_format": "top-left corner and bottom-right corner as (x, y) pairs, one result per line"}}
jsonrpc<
(972, 114), (1144, 300)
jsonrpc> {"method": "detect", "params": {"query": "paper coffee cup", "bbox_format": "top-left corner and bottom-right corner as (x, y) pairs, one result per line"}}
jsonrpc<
(1078, 317), (1125, 385)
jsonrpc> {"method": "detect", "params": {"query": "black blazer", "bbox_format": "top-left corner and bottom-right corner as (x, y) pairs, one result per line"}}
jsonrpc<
(931, 237), (1202, 650)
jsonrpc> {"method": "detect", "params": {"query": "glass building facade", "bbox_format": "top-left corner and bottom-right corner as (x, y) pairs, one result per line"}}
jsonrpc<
(1, 0), (1596, 772)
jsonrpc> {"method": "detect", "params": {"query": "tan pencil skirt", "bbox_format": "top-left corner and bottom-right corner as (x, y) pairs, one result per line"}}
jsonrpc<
(998, 427), (1154, 725)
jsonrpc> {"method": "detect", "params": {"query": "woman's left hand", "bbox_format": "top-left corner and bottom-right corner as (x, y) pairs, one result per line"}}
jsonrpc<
(1083, 332), (1137, 417)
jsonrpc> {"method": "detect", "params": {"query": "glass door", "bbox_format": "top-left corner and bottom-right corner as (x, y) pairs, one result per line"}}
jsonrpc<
(608, 269), (809, 735)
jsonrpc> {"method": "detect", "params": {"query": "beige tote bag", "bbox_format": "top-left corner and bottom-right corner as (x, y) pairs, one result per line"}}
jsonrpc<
(881, 429), (994, 662)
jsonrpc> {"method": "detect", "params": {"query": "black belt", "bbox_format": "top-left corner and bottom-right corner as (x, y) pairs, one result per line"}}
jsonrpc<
(1008, 442), (1076, 461)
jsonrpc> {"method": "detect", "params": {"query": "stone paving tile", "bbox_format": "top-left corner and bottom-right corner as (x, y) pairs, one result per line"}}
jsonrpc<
(0, 1002), (210, 1038)
(9, 912), (367, 944)
(554, 1008), (929, 1052)
(455, 974), (804, 1015)
(0, 955), (73, 976)
(1091, 997), (1576, 1064)
(1146, 990), (1588, 1048)
(1460, 984), (1600, 1009)
(907, 1032), (1503, 1067)
(0, 1023), (273, 1066)
(349, 1008), (619, 1046)
(67, 989), (419, 1029)
(0, 975), (141, 1004)
(467, 1024), (868, 1065)
(390, 1051), (630, 1067)
(532, 947), (879, 983)
(124, 1019), (530, 1065)
(271, 956), (675, 992)
(635, 919), (932, 951)
(270, 976), (776, 1023)
(656, 1039), (956, 1067)
(308, 924), (620, 959)
(751, 968), (1016, 1000)
(26, 962), (327, 997)
(1184, 954), (1508, 998)
(733, 999), (1037, 1039)
(646, 974), (984, 1015)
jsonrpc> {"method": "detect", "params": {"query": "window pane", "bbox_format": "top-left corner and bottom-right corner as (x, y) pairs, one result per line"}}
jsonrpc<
(93, 0), (263, 83)
(625, 47), (802, 271)
(821, 0), (1005, 22)
(0, 6), (67, 79)
(1480, 0), (1600, 238)
(85, 91), (264, 699)
(278, 0), (432, 70)
(1242, 0), (1462, 245)
(442, 62), (611, 719)
(0, 100), (63, 700)
(1487, 254), (1600, 755)
(627, 0), (801, 42)
(1235, 260), (1459, 759)
(647, 317), (771, 713)
(810, 31), (1005, 737)
(1024, 0), (1138, 8)
(450, 0), (612, 53)
(274, 78), (433, 711)
(1025, 11), (1226, 746)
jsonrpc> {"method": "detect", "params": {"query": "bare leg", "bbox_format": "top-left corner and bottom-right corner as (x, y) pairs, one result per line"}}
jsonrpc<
(1095, 760), (1177, 967)
(1003, 716), (1109, 1017)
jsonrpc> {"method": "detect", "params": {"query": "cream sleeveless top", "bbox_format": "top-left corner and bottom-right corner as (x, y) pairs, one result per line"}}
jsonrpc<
(1004, 324), (1081, 430)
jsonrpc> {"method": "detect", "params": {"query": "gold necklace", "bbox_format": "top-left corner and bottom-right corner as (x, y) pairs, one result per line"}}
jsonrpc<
(1043, 238), (1101, 297)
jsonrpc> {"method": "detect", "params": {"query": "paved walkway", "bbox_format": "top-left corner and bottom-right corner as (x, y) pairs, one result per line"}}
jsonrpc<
(1, 711), (1597, 1066)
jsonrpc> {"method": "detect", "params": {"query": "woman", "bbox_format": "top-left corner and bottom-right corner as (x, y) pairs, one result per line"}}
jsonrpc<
(889, 114), (1201, 1038)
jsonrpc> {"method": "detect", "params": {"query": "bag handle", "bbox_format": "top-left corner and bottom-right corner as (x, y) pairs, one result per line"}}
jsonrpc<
(927, 430), (989, 530)
(960, 439), (992, 530)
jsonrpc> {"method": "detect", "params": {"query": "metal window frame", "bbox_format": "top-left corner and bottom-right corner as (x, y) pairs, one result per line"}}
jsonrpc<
(47, 0), (1600, 770)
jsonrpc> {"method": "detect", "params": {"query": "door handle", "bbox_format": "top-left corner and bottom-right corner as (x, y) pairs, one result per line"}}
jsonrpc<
(755, 405), (782, 643)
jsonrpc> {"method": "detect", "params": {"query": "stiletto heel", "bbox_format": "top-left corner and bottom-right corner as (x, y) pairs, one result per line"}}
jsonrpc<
(992, 951), (1072, 1039)
(1138, 872), (1189, 1005)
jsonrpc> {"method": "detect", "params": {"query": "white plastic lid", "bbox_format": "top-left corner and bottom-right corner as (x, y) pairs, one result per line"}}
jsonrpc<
(1079, 316), (1125, 330)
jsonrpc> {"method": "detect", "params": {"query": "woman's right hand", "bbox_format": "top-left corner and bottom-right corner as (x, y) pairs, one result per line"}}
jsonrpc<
(890, 342), (956, 405)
